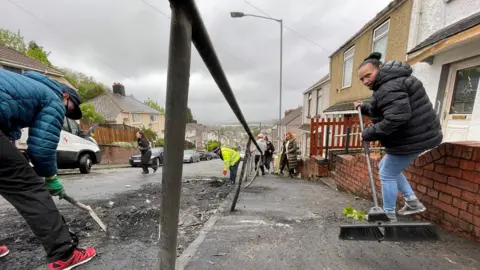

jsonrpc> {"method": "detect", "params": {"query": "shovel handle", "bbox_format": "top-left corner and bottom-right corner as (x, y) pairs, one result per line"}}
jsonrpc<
(61, 194), (90, 211)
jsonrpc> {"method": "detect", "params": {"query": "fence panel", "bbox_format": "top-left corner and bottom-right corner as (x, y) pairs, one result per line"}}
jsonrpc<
(79, 125), (137, 145)
(310, 115), (381, 157)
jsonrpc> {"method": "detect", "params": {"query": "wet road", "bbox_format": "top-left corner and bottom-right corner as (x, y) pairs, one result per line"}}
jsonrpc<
(0, 159), (226, 210)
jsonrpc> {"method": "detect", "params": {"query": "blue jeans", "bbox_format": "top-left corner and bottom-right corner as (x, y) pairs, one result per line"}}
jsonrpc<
(229, 160), (240, 183)
(378, 153), (420, 213)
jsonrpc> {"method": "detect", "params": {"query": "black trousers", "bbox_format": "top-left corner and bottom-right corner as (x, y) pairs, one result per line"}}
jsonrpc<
(141, 150), (152, 173)
(0, 130), (73, 262)
(264, 155), (272, 171)
(254, 155), (265, 175)
(280, 153), (288, 173)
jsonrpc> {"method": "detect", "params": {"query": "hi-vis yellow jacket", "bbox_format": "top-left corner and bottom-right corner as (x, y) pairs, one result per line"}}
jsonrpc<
(220, 147), (240, 171)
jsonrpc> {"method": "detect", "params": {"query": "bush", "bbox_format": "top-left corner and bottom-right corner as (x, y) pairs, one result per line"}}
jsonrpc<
(111, 141), (137, 148)
(155, 138), (164, 147)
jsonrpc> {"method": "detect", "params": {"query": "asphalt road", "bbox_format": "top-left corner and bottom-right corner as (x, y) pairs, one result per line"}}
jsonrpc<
(0, 159), (226, 210)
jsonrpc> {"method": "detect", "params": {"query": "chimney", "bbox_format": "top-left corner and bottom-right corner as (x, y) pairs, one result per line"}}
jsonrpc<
(112, 82), (126, 96)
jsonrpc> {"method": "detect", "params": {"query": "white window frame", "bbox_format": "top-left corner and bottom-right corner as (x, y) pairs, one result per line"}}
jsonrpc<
(342, 46), (355, 89)
(307, 93), (312, 117)
(132, 113), (141, 124)
(372, 20), (390, 62)
(150, 114), (158, 123)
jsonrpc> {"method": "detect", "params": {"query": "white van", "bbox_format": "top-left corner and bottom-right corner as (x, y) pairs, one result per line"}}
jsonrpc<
(16, 118), (101, 174)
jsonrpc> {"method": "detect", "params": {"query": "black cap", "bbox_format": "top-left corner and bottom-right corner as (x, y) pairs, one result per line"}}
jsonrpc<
(212, 146), (220, 153)
(58, 82), (83, 120)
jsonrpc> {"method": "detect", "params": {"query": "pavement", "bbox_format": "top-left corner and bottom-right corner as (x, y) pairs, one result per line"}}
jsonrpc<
(181, 175), (480, 270)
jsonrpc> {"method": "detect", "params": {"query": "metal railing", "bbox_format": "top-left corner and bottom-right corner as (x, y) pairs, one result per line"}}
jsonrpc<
(160, 1), (264, 269)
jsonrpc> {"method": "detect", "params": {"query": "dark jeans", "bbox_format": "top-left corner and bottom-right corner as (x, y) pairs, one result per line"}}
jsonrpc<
(141, 150), (152, 173)
(254, 155), (265, 175)
(280, 153), (288, 174)
(264, 155), (273, 171)
(0, 130), (73, 262)
(229, 160), (240, 183)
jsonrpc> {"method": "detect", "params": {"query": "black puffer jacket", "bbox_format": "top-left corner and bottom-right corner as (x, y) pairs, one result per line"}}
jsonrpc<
(360, 61), (443, 155)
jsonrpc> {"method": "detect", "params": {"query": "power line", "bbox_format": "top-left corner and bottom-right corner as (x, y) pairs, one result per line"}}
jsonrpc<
(140, 0), (304, 91)
(243, 0), (331, 52)
(7, 0), (130, 80)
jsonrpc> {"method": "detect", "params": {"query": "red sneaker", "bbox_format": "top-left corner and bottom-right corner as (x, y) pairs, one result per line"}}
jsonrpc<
(0, 245), (9, 258)
(48, 248), (96, 270)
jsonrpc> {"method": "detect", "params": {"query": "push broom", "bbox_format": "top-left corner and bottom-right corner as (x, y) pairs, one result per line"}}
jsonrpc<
(339, 107), (438, 242)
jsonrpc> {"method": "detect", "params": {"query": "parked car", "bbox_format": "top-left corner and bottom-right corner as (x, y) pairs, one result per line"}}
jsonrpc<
(205, 152), (220, 160)
(129, 147), (164, 167)
(183, 150), (201, 163)
(197, 150), (208, 161)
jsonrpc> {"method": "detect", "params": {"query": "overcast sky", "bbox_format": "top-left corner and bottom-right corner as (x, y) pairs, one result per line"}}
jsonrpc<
(1, 0), (391, 124)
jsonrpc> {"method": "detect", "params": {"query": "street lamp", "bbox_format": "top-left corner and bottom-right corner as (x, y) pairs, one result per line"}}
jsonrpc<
(230, 11), (283, 150)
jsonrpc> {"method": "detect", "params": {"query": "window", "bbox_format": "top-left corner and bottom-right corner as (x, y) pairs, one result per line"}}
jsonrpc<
(372, 20), (389, 62)
(307, 93), (312, 117)
(132, 113), (141, 123)
(342, 46), (355, 88)
(316, 89), (323, 115)
(67, 118), (79, 136)
(150, 114), (158, 122)
(62, 118), (70, 132)
(449, 65), (479, 114)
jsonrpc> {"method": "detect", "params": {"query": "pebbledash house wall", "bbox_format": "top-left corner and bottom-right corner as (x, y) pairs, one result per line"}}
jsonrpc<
(334, 142), (480, 242)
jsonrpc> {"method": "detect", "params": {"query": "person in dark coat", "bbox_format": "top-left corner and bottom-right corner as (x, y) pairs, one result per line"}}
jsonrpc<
(355, 52), (443, 222)
(264, 136), (275, 173)
(0, 70), (96, 268)
(285, 132), (298, 178)
(279, 136), (289, 175)
(136, 131), (156, 174)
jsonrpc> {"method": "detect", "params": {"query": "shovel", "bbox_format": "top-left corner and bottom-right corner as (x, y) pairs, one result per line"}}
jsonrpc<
(62, 193), (108, 232)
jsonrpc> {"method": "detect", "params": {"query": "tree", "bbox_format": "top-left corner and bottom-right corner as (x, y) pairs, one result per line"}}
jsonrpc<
(0, 29), (26, 53)
(26, 41), (51, 66)
(184, 140), (196, 150)
(140, 126), (157, 142)
(80, 103), (105, 123)
(186, 107), (196, 123)
(144, 98), (165, 116)
(62, 68), (108, 102)
(252, 127), (260, 136)
(155, 138), (164, 147)
(207, 140), (221, 152)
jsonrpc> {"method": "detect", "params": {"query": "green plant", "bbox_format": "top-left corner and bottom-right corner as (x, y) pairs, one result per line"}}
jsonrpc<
(155, 138), (164, 147)
(342, 206), (367, 220)
(111, 141), (137, 148)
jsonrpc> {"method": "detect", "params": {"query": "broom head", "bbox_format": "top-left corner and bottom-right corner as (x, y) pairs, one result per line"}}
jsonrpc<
(383, 222), (438, 241)
(339, 223), (384, 241)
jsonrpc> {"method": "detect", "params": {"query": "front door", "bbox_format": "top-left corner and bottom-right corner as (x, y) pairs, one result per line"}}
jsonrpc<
(442, 56), (480, 142)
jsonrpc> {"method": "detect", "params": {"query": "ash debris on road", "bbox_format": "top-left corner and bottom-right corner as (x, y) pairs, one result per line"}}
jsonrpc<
(0, 176), (233, 270)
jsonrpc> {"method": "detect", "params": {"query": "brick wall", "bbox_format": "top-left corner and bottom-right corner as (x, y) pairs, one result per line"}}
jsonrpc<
(334, 142), (480, 242)
(297, 157), (329, 180)
(99, 145), (138, 164)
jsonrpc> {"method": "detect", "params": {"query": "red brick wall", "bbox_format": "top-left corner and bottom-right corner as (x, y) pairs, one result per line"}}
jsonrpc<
(297, 157), (329, 180)
(99, 145), (138, 164)
(334, 142), (480, 242)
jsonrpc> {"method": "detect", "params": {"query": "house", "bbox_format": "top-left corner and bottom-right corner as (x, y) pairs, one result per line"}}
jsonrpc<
(271, 107), (303, 154)
(325, 0), (413, 118)
(0, 44), (75, 89)
(299, 74), (330, 157)
(406, 1), (480, 142)
(86, 83), (166, 138)
(185, 123), (207, 149)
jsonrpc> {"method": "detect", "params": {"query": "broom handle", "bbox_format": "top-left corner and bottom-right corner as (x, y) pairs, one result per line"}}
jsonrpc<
(357, 107), (380, 208)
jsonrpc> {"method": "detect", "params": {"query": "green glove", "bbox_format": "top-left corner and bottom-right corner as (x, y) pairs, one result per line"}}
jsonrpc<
(45, 175), (65, 197)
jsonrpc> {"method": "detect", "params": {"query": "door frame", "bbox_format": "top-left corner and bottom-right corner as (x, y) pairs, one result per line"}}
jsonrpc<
(441, 55), (480, 134)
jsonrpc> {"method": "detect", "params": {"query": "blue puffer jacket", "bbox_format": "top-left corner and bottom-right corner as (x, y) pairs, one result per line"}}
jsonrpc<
(0, 70), (66, 177)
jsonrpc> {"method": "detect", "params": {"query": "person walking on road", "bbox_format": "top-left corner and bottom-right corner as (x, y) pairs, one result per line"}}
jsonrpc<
(355, 52), (443, 221)
(285, 132), (298, 178)
(213, 146), (241, 184)
(251, 134), (267, 176)
(279, 135), (289, 176)
(136, 131), (157, 174)
(0, 70), (96, 269)
(264, 136), (275, 173)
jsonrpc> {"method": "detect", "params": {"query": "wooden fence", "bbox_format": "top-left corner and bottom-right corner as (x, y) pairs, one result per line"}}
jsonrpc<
(80, 124), (137, 145)
(309, 115), (381, 157)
